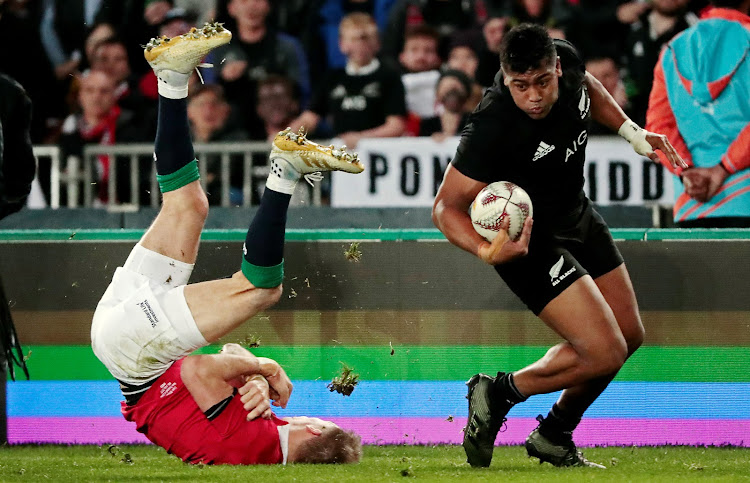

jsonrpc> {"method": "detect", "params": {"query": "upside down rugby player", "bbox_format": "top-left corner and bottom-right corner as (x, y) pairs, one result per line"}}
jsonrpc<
(432, 24), (687, 468)
(91, 23), (363, 465)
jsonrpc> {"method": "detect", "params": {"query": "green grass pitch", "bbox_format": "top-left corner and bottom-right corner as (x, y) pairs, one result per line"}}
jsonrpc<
(1, 445), (749, 481)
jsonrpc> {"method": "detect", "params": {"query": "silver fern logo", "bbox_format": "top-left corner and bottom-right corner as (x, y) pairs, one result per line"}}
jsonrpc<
(549, 256), (564, 279)
(550, 255), (576, 286)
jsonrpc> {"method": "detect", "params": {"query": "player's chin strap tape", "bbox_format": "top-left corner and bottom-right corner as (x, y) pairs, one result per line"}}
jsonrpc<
(618, 119), (654, 158)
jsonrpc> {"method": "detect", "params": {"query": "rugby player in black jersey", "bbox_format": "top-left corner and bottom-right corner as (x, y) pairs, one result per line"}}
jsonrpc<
(433, 24), (687, 469)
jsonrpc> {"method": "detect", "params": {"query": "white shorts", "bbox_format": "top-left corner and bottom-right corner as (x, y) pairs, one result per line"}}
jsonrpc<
(91, 244), (208, 385)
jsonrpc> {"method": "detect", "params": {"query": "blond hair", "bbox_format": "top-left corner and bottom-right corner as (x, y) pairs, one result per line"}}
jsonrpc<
(339, 12), (378, 39)
(293, 427), (362, 464)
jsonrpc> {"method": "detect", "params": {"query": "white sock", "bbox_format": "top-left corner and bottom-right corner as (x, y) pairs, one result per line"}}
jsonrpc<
(265, 157), (302, 195)
(156, 71), (191, 99)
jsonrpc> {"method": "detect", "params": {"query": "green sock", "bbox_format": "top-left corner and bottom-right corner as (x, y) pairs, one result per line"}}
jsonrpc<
(156, 159), (200, 193)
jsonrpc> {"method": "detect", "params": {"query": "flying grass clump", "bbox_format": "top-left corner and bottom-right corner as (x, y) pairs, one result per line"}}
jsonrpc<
(327, 362), (359, 396)
(344, 242), (362, 262)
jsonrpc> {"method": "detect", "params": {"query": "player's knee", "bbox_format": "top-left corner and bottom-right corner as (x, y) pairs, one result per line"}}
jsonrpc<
(163, 188), (209, 220)
(584, 335), (627, 377)
(599, 336), (628, 375)
(626, 324), (645, 355)
(256, 284), (283, 309)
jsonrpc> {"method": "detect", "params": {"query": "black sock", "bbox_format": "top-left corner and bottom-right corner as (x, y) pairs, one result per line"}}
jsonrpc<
(540, 403), (582, 437)
(240, 189), (292, 288)
(244, 189), (291, 266)
(493, 372), (527, 405)
(154, 96), (195, 176)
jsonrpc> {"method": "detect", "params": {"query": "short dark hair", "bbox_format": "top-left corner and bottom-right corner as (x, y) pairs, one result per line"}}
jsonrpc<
(404, 24), (440, 45)
(500, 23), (556, 74)
(293, 427), (362, 464)
(257, 74), (298, 100)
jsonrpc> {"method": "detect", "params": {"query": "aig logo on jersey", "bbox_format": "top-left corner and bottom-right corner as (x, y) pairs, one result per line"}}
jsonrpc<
(550, 255), (576, 286)
(564, 130), (588, 163)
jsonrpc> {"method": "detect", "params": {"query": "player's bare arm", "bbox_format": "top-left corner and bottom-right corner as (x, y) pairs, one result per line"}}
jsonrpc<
(182, 352), (292, 415)
(433, 165), (532, 265)
(585, 72), (687, 170)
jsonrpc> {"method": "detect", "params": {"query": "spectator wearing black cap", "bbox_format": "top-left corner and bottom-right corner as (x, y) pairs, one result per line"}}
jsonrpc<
(418, 69), (472, 140)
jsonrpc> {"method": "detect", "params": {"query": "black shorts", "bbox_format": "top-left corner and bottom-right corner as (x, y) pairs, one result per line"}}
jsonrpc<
(495, 200), (624, 315)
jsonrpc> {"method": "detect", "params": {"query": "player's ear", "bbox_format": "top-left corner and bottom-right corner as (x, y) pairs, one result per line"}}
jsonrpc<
(306, 425), (323, 436)
(555, 56), (562, 77)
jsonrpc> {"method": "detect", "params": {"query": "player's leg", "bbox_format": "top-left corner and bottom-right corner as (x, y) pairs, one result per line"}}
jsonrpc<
(463, 266), (627, 467)
(132, 27), (233, 269)
(526, 263), (644, 465)
(183, 131), (365, 343)
(90, 25), (234, 390)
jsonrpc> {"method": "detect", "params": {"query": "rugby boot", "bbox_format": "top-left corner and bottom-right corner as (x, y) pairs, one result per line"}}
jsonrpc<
(271, 127), (365, 175)
(463, 372), (515, 467)
(525, 415), (606, 469)
(144, 22), (232, 98)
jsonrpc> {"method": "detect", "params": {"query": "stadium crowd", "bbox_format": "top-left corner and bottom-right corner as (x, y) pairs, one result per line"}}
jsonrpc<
(0, 0), (726, 206)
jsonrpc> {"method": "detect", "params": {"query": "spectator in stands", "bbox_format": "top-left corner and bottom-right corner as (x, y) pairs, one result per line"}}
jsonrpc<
(95, 0), (170, 76)
(290, 12), (407, 149)
(399, 25), (443, 128)
(40, 0), (105, 80)
(269, 0), (321, 38)
(446, 33), (484, 110)
(90, 36), (149, 117)
(504, 0), (571, 39)
(585, 56), (630, 134)
(382, 0), (482, 58)
(623, 0), (696, 126)
(187, 84), (248, 205)
(646, 0), (750, 227)
(418, 69), (472, 140)
(0, 0), (65, 143)
(252, 75), (301, 142)
(475, 15), (508, 88)
(59, 71), (151, 205)
(565, 0), (644, 59)
(214, 0), (311, 130)
(84, 23), (117, 67)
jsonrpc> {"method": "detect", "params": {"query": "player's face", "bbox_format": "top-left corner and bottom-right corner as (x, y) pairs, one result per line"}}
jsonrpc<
(502, 56), (562, 120)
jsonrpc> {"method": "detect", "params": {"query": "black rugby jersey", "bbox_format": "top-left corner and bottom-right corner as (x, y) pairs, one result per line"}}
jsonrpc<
(309, 60), (407, 135)
(452, 40), (592, 229)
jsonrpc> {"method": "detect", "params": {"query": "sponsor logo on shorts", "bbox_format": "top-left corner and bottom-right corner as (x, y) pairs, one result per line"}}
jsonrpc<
(137, 300), (159, 328)
(160, 381), (177, 398)
(550, 255), (576, 286)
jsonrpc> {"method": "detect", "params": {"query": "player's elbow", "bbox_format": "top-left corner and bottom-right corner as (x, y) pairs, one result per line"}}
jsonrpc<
(431, 198), (444, 229)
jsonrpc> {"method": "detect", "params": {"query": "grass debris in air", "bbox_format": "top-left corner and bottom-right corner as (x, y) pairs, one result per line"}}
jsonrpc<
(344, 242), (362, 262)
(327, 362), (359, 396)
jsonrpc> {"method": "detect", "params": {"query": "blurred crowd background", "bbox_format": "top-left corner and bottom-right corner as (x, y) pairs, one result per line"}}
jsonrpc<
(0, 0), (711, 207)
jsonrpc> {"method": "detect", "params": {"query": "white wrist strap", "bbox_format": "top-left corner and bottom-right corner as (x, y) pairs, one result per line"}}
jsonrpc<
(618, 119), (654, 157)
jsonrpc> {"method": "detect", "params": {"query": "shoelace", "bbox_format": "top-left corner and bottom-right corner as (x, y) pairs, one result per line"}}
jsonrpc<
(194, 63), (213, 85)
(303, 172), (324, 187)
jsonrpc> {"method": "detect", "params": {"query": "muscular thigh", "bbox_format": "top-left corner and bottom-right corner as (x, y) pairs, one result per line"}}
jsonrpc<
(594, 264), (644, 352)
(183, 272), (282, 343)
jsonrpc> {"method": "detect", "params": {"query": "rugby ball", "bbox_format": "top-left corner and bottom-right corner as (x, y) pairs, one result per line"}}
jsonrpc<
(470, 181), (533, 242)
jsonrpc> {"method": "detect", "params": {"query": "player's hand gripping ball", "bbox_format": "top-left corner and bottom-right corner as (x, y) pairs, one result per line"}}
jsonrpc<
(470, 181), (533, 242)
